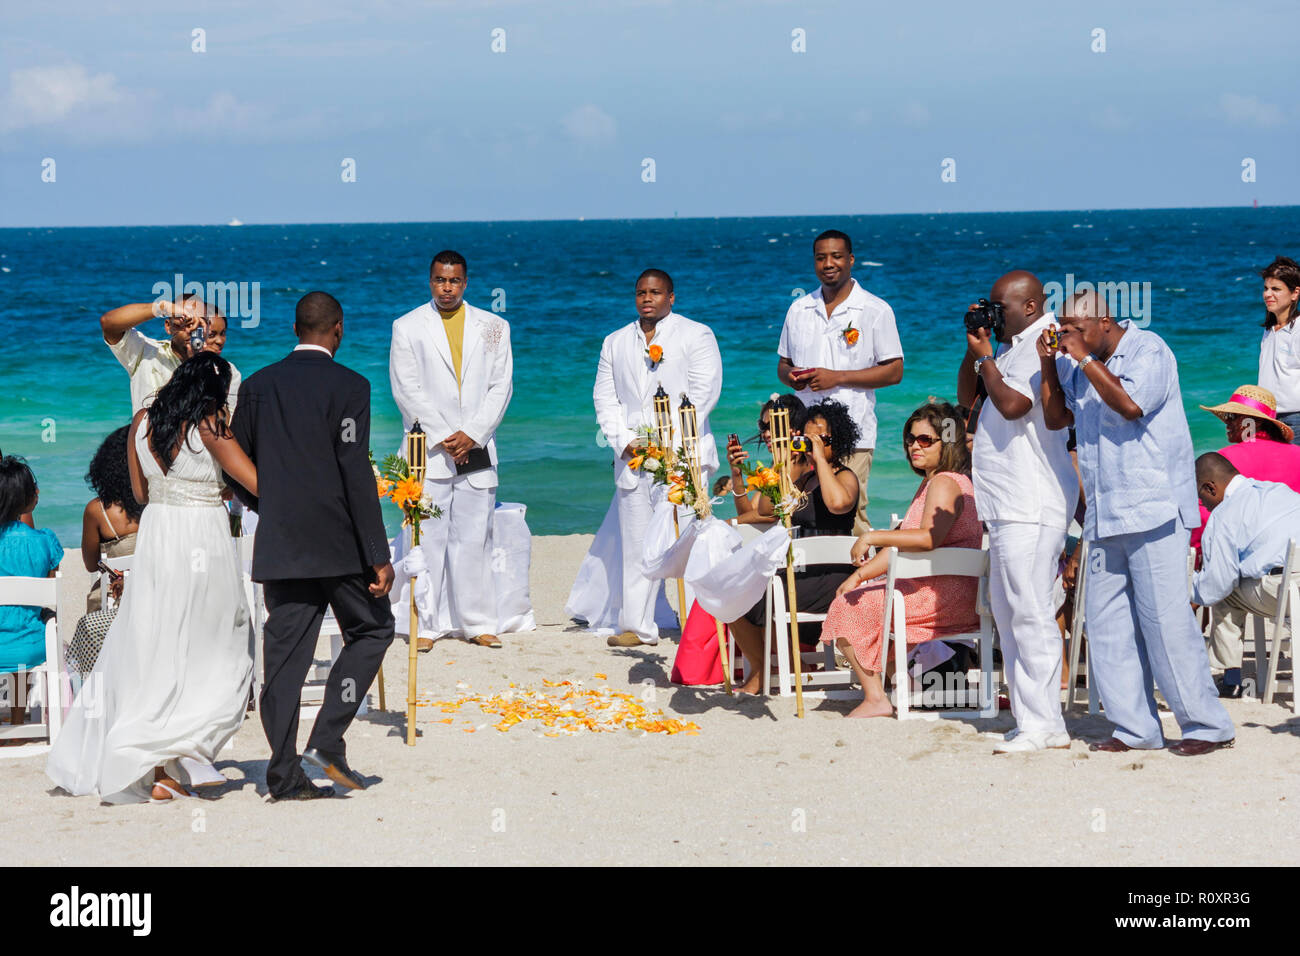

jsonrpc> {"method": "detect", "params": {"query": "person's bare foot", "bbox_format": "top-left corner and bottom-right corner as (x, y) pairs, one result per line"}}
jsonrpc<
(734, 675), (763, 696)
(847, 698), (894, 718)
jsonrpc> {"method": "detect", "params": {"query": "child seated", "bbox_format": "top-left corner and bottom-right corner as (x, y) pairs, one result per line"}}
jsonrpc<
(0, 456), (64, 728)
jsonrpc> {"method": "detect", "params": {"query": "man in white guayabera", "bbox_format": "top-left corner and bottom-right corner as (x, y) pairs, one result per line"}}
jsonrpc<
(957, 271), (1079, 753)
(390, 250), (514, 649)
(777, 229), (904, 534)
(580, 268), (722, 649)
(100, 294), (241, 415)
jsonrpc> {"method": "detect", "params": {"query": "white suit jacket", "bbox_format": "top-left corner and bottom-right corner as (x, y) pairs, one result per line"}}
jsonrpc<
(594, 311), (722, 492)
(389, 300), (514, 489)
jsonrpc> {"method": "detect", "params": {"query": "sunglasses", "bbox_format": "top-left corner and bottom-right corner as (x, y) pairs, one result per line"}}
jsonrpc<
(904, 433), (940, 448)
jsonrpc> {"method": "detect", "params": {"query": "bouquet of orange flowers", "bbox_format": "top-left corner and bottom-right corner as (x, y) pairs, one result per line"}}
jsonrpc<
(740, 459), (802, 519)
(627, 426), (709, 516)
(371, 451), (443, 529)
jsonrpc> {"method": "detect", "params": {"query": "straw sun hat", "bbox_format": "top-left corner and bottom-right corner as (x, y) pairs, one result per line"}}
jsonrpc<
(1199, 384), (1295, 443)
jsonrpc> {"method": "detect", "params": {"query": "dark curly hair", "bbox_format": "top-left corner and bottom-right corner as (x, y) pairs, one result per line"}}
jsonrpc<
(0, 455), (37, 525)
(903, 401), (971, 478)
(85, 425), (143, 522)
(147, 352), (232, 469)
(803, 399), (861, 466)
(757, 393), (809, 439)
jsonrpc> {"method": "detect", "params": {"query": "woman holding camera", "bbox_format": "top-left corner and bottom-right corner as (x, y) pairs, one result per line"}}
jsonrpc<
(820, 401), (982, 718)
(726, 399), (860, 695)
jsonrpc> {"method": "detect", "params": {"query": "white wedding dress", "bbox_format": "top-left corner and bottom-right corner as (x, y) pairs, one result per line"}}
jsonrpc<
(47, 419), (253, 803)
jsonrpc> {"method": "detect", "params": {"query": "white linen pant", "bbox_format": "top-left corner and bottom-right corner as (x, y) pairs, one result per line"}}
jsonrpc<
(1086, 520), (1235, 748)
(417, 474), (499, 638)
(617, 475), (662, 643)
(988, 519), (1068, 736)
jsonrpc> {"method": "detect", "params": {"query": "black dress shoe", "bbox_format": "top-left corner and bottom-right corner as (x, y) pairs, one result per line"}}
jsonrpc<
(270, 780), (335, 802)
(302, 748), (367, 790)
(1088, 736), (1133, 753)
(1216, 680), (1245, 699)
(1168, 737), (1235, 757)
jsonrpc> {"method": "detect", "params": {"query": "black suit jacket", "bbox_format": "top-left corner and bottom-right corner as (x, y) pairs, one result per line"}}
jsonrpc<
(228, 349), (389, 582)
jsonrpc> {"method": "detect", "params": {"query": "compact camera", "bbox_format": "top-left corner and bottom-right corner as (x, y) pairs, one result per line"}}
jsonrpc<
(790, 436), (812, 453)
(964, 298), (1006, 340)
(188, 322), (208, 353)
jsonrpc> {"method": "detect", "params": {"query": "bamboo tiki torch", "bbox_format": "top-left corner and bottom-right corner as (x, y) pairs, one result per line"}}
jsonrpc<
(405, 421), (426, 746)
(679, 396), (731, 695)
(770, 406), (805, 718)
(652, 386), (689, 631)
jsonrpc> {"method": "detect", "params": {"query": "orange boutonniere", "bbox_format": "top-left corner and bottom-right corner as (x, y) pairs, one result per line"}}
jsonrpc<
(646, 344), (664, 367)
(842, 322), (860, 346)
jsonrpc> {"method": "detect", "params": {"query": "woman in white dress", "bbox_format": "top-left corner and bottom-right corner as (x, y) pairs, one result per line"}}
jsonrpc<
(48, 353), (258, 803)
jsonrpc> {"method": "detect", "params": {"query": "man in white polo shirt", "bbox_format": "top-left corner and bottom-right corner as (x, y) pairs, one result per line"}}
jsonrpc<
(778, 229), (903, 533)
(957, 270), (1078, 752)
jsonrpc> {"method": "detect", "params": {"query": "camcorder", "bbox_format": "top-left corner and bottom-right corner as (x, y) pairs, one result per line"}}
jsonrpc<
(964, 298), (1006, 340)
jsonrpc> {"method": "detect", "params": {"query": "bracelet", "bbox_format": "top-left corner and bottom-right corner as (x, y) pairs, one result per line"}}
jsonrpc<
(731, 489), (747, 497)
(1078, 354), (1096, 371)
(973, 355), (992, 376)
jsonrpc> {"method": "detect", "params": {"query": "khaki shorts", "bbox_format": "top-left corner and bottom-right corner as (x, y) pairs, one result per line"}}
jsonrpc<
(843, 448), (873, 535)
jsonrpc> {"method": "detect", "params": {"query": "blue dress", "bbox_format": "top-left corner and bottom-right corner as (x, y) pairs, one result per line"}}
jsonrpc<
(0, 522), (64, 671)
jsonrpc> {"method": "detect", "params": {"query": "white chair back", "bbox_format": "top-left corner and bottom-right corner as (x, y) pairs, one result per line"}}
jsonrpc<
(1262, 538), (1298, 708)
(0, 574), (63, 755)
(99, 554), (134, 613)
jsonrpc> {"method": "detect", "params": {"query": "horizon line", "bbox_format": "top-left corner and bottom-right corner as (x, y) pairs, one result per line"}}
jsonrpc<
(0, 201), (1288, 231)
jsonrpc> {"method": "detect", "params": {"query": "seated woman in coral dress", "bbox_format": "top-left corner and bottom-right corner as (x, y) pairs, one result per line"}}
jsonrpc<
(821, 401), (982, 718)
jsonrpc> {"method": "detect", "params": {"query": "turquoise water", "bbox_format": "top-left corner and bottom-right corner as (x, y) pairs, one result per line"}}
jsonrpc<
(1, 207), (1294, 547)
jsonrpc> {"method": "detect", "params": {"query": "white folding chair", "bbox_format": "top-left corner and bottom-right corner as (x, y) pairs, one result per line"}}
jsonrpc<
(1262, 539), (1297, 709)
(883, 548), (998, 720)
(100, 554), (133, 613)
(1066, 539), (1099, 714)
(0, 574), (63, 757)
(765, 535), (859, 699)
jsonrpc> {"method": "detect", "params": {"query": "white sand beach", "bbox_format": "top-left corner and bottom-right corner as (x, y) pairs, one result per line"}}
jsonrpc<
(7, 533), (1299, 867)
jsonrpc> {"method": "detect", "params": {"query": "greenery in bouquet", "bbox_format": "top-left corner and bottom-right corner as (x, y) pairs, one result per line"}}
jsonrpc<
(626, 425), (711, 518)
(740, 458), (803, 520)
(370, 451), (444, 528)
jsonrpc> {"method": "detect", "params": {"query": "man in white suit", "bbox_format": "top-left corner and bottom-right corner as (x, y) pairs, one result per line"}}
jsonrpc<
(390, 250), (514, 648)
(592, 268), (722, 648)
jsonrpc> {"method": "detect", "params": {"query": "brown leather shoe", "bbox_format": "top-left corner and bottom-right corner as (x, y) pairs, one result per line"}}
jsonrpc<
(606, 631), (643, 648)
(1168, 737), (1234, 757)
(1088, 736), (1132, 753)
(471, 633), (502, 648)
(416, 637), (434, 653)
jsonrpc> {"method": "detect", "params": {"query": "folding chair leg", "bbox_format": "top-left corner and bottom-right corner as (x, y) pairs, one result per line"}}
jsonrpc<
(893, 598), (909, 720)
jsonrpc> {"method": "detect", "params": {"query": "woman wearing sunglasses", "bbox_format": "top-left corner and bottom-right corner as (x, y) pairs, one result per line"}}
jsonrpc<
(724, 393), (803, 526)
(819, 401), (983, 718)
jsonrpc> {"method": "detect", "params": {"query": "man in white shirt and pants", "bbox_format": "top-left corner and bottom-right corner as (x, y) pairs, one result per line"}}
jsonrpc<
(958, 271), (1079, 752)
(390, 250), (514, 649)
(593, 269), (722, 648)
(778, 229), (903, 534)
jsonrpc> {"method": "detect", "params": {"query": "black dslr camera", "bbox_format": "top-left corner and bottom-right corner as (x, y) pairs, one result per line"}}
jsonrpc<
(964, 298), (1006, 340)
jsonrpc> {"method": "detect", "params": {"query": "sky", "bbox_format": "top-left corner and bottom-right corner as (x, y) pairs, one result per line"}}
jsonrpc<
(1, 0), (1297, 226)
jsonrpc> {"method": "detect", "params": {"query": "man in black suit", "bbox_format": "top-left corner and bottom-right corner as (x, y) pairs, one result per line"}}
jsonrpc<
(228, 291), (396, 801)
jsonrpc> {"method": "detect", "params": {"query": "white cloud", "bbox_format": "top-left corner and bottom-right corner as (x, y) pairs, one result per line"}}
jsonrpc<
(1218, 93), (1285, 128)
(0, 63), (129, 132)
(561, 104), (616, 145)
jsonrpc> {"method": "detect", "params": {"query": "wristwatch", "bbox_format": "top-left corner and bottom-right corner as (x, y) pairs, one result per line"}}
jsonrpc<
(1078, 354), (1096, 371)
(973, 355), (993, 376)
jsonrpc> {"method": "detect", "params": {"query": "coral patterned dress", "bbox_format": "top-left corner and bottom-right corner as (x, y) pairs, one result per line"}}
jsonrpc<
(820, 471), (981, 671)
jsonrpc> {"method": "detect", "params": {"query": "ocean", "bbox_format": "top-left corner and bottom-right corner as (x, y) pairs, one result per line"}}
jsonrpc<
(1, 207), (1295, 547)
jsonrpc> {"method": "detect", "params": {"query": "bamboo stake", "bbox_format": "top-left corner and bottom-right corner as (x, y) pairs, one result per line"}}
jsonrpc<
(376, 665), (386, 711)
(679, 397), (731, 695)
(770, 407), (805, 718)
(405, 422), (427, 746)
(652, 386), (688, 631)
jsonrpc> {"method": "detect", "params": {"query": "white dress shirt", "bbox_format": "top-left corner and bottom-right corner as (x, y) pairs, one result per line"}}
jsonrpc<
(1192, 475), (1300, 606)
(594, 312), (722, 491)
(972, 312), (1079, 528)
(777, 278), (903, 449)
(1258, 321), (1300, 414)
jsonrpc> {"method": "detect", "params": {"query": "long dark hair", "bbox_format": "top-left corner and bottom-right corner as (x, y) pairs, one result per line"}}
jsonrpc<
(1261, 256), (1300, 328)
(85, 425), (143, 522)
(147, 352), (232, 469)
(0, 456), (37, 524)
(903, 401), (971, 478)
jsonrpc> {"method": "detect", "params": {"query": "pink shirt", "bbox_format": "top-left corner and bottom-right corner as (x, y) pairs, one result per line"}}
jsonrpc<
(1191, 434), (1300, 549)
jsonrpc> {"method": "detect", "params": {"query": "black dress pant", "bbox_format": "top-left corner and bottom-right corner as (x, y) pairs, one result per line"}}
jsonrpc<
(260, 573), (395, 797)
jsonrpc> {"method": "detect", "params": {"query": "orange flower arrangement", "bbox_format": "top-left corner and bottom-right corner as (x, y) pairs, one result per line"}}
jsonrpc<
(389, 476), (424, 510)
(843, 322), (860, 346)
(370, 450), (443, 526)
(646, 344), (664, 367)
